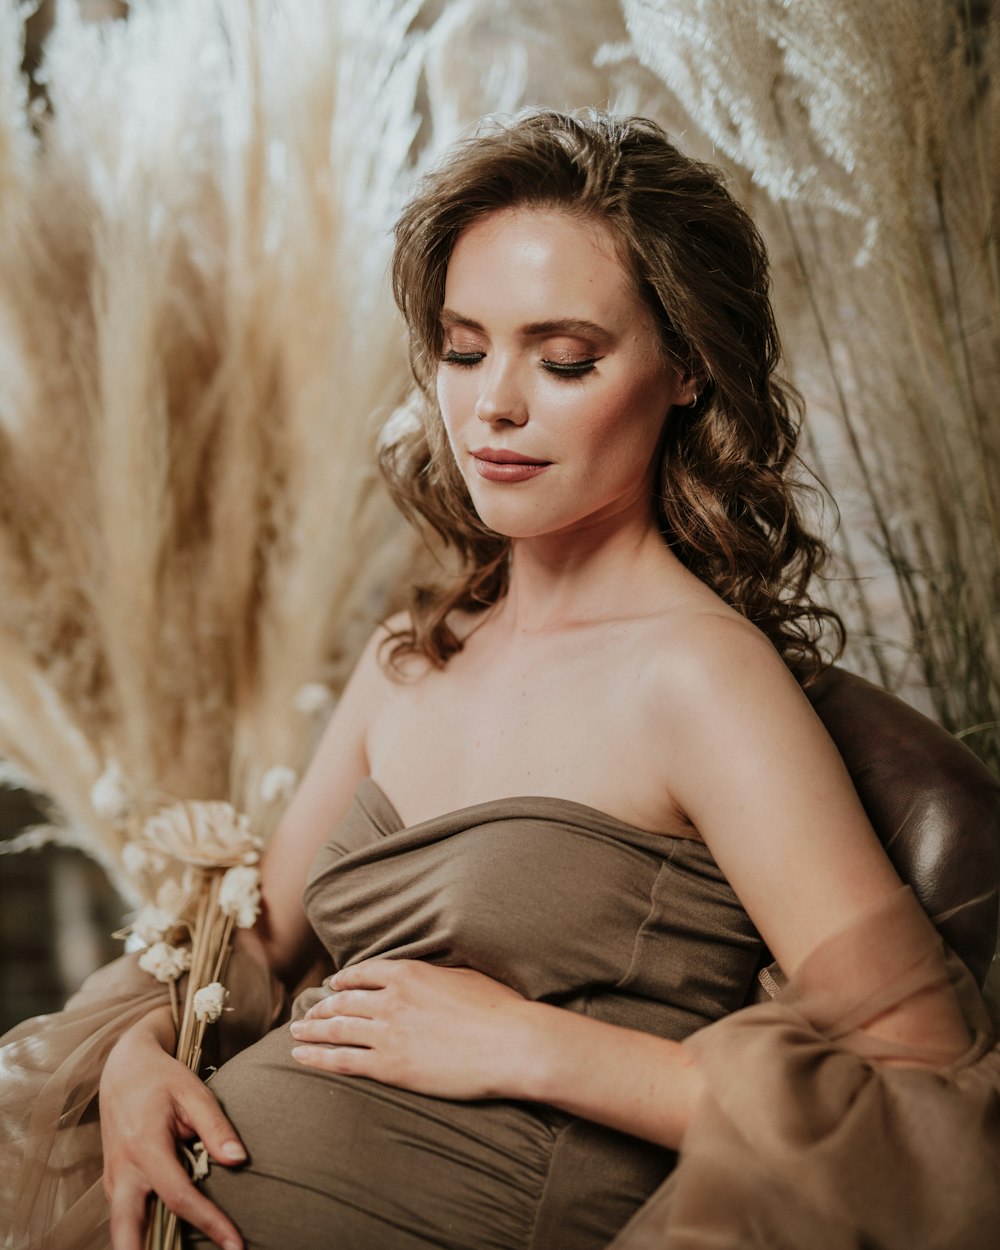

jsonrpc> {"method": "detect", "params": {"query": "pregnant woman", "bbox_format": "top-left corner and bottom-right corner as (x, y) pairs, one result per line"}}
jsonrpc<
(19, 109), (1000, 1250)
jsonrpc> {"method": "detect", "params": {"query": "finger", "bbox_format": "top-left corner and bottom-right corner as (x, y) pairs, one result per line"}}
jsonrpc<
(149, 1153), (244, 1250)
(305, 989), (379, 1020)
(291, 1042), (379, 1077)
(328, 959), (403, 991)
(174, 1081), (247, 1166)
(290, 1015), (378, 1046)
(108, 1172), (148, 1250)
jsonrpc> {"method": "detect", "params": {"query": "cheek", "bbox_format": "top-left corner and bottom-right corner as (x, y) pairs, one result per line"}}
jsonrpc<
(435, 371), (460, 454)
(627, 374), (673, 442)
(435, 368), (473, 449)
(583, 381), (670, 461)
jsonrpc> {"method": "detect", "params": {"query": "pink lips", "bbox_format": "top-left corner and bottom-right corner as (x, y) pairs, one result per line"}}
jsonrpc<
(470, 447), (552, 483)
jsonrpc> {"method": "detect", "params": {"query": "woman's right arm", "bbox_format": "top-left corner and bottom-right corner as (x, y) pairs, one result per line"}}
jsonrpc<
(100, 1004), (248, 1250)
(99, 623), (392, 1250)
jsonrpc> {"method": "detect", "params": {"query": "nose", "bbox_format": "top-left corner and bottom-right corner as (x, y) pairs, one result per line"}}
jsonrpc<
(474, 356), (528, 427)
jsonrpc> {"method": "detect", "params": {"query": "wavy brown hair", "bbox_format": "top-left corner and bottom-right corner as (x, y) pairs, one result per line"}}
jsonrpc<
(380, 109), (843, 682)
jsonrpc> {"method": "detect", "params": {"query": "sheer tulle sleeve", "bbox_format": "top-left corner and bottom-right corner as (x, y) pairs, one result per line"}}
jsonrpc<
(0, 940), (288, 1250)
(609, 886), (1000, 1250)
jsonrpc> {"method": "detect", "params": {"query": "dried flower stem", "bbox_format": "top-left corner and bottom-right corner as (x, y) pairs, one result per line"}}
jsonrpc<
(167, 978), (179, 1036)
(144, 868), (240, 1250)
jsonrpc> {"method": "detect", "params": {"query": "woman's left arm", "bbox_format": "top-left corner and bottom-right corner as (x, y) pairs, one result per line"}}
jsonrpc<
(651, 615), (971, 1060)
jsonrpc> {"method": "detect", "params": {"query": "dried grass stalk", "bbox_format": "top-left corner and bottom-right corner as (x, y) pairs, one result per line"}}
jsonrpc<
(0, 0), (435, 900)
(621, 0), (1000, 772)
(0, 0), (644, 906)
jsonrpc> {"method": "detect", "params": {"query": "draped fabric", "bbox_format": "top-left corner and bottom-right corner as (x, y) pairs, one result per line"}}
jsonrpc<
(0, 943), (288, 1250)
(609, 886), (1000, 1250)
(3, 857), (999, 1250)
(187, 780), (763, 1250)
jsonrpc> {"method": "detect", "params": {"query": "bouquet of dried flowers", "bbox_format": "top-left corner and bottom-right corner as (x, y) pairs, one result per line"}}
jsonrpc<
(112, 798), (264, 1250)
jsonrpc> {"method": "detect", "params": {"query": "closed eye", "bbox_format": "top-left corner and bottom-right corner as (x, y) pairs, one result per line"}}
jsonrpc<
(542, 358), (598, 378)
(441, 350), (485, 367)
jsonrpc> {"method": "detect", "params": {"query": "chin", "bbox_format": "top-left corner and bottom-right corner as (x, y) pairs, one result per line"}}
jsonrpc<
(470, 504), (576, 542)
(463, 479), (606, 541)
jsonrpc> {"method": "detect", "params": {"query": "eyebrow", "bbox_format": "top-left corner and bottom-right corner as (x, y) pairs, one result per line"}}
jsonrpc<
(440, 309), (612, 341)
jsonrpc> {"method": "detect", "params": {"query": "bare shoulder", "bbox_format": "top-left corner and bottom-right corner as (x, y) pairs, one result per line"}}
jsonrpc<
(640, 603), (836, 812)
(660, 605), (783, 673)
(640, 603), (809, 737)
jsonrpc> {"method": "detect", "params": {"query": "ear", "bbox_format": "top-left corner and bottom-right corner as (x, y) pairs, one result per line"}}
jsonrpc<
(673, 368), (702, 408)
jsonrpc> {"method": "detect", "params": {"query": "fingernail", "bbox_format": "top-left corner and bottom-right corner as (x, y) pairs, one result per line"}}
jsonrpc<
(221, 1141), (246, 1161)
(224, 1239), (241, 1250)
(289, 1022), (302, 1036)
(292, 1045), (308, 1060)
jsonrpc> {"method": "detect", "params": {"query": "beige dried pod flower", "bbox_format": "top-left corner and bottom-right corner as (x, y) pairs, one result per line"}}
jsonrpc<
(143, 801), (262, 868)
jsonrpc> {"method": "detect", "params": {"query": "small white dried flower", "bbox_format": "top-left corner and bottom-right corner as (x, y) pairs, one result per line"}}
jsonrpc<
(122, 842), (171, 879)
(131, 905), (179, 946)
(91, 760), (131, 823)
(219, 864), (261, 929)
(259, 765), (297, 804)
(143, 801), (261, 868)
(183, 1140), (211, 1182)
(294, 682), (334, 715)
(121, 842), (149, 876)
(193, 982), (229, 1024)
(138, 941), (191, 983)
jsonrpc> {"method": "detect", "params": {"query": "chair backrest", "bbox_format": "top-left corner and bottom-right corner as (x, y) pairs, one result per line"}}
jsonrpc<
(807, 666), (1000, 986)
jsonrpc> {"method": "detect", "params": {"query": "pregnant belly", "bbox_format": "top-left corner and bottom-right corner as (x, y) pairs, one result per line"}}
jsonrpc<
(184, 1024), (672, 1250)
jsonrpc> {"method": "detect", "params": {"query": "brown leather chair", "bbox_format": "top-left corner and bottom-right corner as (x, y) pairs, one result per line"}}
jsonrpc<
(806, 666), (1000, 986)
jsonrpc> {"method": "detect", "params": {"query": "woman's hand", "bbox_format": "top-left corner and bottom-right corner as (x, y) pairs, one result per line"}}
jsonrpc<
(99, 1011), (246, 1250)
(289, 959), (533, 1100)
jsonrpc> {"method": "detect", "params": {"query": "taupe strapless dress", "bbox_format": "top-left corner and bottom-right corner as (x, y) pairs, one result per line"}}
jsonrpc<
(191, 779), (762, 1250)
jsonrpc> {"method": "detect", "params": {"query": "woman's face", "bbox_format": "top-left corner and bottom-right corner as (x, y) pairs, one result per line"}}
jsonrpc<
(436, 207), (692, 542)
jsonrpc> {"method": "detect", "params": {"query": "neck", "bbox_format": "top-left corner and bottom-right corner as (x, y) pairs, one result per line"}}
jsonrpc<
(495, 508), (688, 637)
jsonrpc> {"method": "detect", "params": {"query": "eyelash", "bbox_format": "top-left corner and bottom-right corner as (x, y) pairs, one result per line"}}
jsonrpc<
(440, 350), (598, 379)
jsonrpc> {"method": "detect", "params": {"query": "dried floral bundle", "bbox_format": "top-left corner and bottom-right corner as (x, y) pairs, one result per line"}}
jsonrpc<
(116, 800), (264, 1250)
